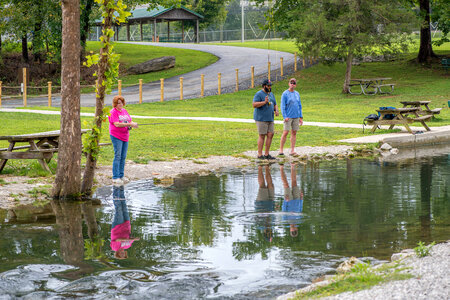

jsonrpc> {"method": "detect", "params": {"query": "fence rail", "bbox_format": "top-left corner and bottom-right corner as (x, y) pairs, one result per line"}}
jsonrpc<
(0, 55), (319, 108)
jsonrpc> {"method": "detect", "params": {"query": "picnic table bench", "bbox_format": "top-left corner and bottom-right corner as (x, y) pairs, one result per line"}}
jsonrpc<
(0, 130), (89, 173)
(366, 107), (431, 134)
(349, 78), (395, 95)
(400, 101), (442, 117)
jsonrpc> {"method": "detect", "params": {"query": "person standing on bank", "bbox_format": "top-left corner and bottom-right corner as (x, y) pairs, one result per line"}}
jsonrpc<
(109, 95), (138, 185)
(279, 78), (302, 157)
(253, 79), (279, 160)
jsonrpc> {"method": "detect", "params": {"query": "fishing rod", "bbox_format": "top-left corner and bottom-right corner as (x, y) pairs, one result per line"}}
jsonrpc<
(135, 121), (205, 126)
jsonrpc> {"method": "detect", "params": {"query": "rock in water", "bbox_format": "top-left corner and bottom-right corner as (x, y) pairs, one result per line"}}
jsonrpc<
(128, 56), (176, 74)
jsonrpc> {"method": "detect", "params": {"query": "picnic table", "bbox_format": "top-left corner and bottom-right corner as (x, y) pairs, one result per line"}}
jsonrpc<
(400, 101), (442, 117)
(349, 78), (395, 95)
(0, 130), (88, 173)
(366, 107), (431, 134)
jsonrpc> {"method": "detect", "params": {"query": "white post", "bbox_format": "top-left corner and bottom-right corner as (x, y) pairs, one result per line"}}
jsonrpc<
(241, 1), (245, 43)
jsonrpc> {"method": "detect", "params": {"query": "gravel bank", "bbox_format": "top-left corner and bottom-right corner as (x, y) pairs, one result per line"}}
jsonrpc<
(279, 241), (450, 300)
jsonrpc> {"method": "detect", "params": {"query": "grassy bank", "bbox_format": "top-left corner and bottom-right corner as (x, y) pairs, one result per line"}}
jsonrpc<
(86, 42), (218, 86)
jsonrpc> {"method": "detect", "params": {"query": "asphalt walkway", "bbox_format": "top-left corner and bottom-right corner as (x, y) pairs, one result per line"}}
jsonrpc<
(1, 42), (295, 108)
(2, 108), (449, 145)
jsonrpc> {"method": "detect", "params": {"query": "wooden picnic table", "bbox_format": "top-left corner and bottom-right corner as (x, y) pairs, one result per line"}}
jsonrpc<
(400, 101), (442, 117)
(366, 107), (431, 134)
(0, 130), (88, 173)
(349, 78), (395, 95)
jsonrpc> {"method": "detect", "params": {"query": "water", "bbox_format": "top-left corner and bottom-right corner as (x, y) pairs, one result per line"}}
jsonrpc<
(0, 155), (449, 299)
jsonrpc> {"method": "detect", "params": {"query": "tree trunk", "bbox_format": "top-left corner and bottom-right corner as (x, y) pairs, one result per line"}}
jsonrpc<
(53, 0), (82, 198)
(81, 2), (113, 195)
(22, 34), (29, 63)
(342, 50), (353, 94)
(417, 0), (436, 63)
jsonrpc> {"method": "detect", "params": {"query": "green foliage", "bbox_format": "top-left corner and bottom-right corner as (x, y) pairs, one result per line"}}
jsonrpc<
(414, 241), (435, 257)
(84, 238), (107, 260)
(82, 107), (110, 160)
(431, 0), (450, 46)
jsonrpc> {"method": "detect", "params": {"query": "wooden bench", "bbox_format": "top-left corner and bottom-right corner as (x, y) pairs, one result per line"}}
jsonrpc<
(366, 107), (431, 134)
(377, 84), (395, 94)
(400, 101), (442, 117)
(349, 78), (394, 95)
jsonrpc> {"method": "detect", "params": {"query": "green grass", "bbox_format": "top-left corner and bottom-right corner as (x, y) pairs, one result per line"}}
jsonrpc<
(296, 262), (413, 299)
(0, 112), (364, 175)
(86, 41), (218, 86)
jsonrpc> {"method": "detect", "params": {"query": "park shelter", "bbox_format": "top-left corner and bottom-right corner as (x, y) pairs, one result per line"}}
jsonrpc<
(95, 5), (204, 43)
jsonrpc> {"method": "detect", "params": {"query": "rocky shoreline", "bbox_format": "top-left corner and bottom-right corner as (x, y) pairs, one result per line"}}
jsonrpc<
(277, 241), (450, 300)
(0, 145), (358, 210)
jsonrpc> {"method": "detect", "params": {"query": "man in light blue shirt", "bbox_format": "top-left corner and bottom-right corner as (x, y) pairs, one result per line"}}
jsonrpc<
(279, 78), (303, 156)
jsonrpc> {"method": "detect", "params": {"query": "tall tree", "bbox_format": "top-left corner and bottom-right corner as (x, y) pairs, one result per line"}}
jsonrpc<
(417, 0), (436, 62)
(255, 0), (415, 93)
(52, 0), (82, 198)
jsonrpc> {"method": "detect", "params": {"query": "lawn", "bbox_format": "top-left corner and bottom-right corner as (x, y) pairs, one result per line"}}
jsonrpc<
(0, 112), (364, 175)
(85, 41), (218, 86)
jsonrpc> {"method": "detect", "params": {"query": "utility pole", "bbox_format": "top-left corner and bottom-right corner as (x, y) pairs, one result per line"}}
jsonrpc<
(241, 1), (245, 43)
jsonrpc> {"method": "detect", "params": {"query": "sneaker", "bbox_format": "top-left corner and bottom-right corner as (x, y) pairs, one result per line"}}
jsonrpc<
(278, 153), (285, 157)
(257, 155), (265, 160)
(265, 154), (276, 160)
(112, 178), (123, 185)
(120, 177), (130, 183)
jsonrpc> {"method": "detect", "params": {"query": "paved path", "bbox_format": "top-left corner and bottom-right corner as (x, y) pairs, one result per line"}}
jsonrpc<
(1, 42), (295, 108)
(2, 108), (449, 144)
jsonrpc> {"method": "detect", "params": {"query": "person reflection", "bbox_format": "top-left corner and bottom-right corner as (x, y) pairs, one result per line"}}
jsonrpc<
(255, 165), (275, 242)
(280, 163), (304, 237)
(111, 185), (139, 259)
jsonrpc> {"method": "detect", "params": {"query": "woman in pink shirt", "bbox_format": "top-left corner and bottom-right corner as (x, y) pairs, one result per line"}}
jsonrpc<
(109, 96), (138, 185)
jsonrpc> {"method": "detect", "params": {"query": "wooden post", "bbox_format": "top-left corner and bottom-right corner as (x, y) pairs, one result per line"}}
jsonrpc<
(294, 52), (297, 71)
(48, 82), (52, 107)
(235, 69), (239, 92)
(280, 57), (284, 77)
(180, 77), (184, 100)
(0, 81), (2, 108)
(160, 78), (164, 102)
(23, 67), (27, 107)
(251, 66), (254, 88)
(309, 57), (312, 65)
(302, 57), (305, 68)
(268, 62), (271, 80)
(118, 80), (122, 96)
(139, 79), (143, 104)
(200, 74), (204, 97)
(218, 73), (221, 95)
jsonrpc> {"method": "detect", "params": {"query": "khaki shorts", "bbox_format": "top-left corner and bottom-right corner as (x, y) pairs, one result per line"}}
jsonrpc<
(283, 118), (300, 131)
(284, 185), (300, 200)
(256, 121), (275, 135)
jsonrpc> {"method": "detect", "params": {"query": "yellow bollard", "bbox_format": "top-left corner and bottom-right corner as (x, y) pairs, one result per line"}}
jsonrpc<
(139, 79), (143, 104)
(0, 81), (2, 108)
(201, 74), (204, 97)
(251, 66), (254, 88)
(160, 78), (164, 102)
(235, 69), (239, 92)
(280, 57), (284, 77)
(268, 62), (271, 80)
(180, 77), (184, 100)
(23, 67), (27, 107)
(118, 80), (122, 96)
(309, 57), (313, 65)
(294, 53), (297, 72)
(218, 73), (221, 95)
(302, 58), (305, 68)
(48, 82), (52, 107)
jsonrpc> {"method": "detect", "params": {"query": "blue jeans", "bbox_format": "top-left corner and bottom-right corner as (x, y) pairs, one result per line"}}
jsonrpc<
(112, 186), (129, 228)
(110, 135), (129, 179)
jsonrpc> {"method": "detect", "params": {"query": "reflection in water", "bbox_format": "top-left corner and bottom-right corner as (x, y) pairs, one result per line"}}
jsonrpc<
(280, 164), (304, 238)
(111, 186), (140, 259)
(0, 155), (449, 299)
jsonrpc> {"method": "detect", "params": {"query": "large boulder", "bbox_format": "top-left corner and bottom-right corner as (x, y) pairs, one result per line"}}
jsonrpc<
(127, 56), (176, 74)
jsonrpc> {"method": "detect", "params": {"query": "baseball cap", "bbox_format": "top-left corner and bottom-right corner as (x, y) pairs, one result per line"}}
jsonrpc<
(261, 79), (272, 86)
(289, 78), (297, 84)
